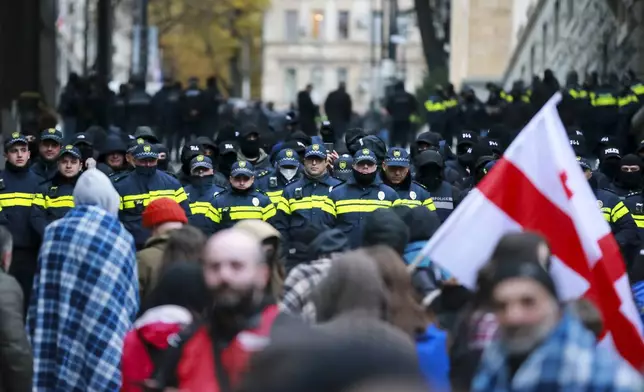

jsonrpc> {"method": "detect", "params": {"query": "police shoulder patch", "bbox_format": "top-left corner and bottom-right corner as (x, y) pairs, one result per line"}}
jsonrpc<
(257, 170), (269, 177)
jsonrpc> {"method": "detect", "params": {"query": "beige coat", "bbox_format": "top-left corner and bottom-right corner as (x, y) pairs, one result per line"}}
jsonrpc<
(136, 234), (170, 301)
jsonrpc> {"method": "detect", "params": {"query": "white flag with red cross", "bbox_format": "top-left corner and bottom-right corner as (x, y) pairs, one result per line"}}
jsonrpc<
(422, 93), (644, 370)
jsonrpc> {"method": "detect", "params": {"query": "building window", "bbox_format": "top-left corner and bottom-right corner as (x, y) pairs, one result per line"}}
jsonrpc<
(311, 10), (325, 40)
(285, 10), (299, 42)
(338, 11), (350, 39)
(311, 66), (324, 90)
(530, 45), (535, 76)
(554, 1), (559, 40)
(567, 0), (573, 20)
(371, 11), (383, 45)
(68, 3), (75, 14)
(541, 23), (548, 67)
(285, 68), (297, 103)
(337, 67), (348, 86)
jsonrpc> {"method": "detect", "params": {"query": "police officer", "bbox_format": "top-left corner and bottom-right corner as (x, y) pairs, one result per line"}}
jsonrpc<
(180, 77), (205, 141)
(1, 132), (43, 311)
(237, 124), (271, 173)
(610, 154), (642, 197)
(327, 148), (400, 249)
(184, 155), (224, 235)
(210, 161), (276, 230)
(31, 128), (63, 183)
(446, 130), (478, 183)
(72, 132), (95, 169)
(386, 81), (419, 148)
(381, 147), (436, 212)
(133, 126), (159, 144)
(218, 141), (239, 179)
(333, 154), (353, 182)
(113, 143), (191, 249)
(274, 144), (341, 244)
(31, 145), (82, 237)
(414, 150), (461, 223)
(256, 148), (302, 204)
(582, 160), (640, 265)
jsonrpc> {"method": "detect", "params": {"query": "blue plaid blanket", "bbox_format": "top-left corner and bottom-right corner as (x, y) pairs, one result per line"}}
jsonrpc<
(472, 311), (643, 391)
(27, 205), (139, 392)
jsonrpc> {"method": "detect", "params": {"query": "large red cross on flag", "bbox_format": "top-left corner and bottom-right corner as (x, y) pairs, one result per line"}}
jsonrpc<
(422, 93), (644, 370)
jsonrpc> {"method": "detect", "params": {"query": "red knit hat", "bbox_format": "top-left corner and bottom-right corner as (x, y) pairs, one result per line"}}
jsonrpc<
(142, 197), (188, 228)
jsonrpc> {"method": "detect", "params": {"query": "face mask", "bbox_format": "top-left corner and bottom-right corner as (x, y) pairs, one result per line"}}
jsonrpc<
(619, 171), (642, 189)
(600, 160), (620, 179)
(280, 167), (298, 181)
(417, 165), (442, 190)
(191, 174), (213, 189)
(241, 139), (260, 158)
(135, 165), (156, 176)
(352, 168), (377, 185)
(157, 159), (169, 171)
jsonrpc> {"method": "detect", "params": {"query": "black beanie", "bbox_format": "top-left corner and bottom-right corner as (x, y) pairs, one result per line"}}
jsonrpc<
(489, 260), (559, 300)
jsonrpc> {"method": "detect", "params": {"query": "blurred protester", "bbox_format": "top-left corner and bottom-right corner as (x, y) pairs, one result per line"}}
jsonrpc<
(151, 77), (182, 152)
(159, 225), (206, 269)
(365, 245), (450, 392)
(146, 229), (284, 391)
(311, 250), (416, 352)
(137, 198), (188, 300)
(235, 219), (285, 302)
(180, 77), (206, 141)
(239, 336), (426, 392)
(96, 133), (129, 176)
(472, 259), (643, 391)
(386, 81), (419, 148)
(27, 169), (138, 391)
(203, 76), (223, 137)
(121, 263), (208, 392)
(298, 84), (319, 136)
(324, 82), (353, 144)
(58, 72), (83, 136)
(281, 227), (350, 321)
(362, 208), (410, 255)
(0, 226), (32, 391)
(126, 78), (153, 133)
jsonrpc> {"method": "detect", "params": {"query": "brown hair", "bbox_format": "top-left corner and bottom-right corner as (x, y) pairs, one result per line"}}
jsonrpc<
(569, 298), (603, 340)
(363, 245), (427, 337)
(160, 225), (207, 270)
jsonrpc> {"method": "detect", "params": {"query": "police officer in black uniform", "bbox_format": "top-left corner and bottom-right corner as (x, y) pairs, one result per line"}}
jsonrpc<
(2, 132), (44, 311)
(31, 128), (63, 183)
(184, 155), (225, 235)
(31, 145), (83, 237)
(414, 150), (461, 223)
(333, 154), (353, 182)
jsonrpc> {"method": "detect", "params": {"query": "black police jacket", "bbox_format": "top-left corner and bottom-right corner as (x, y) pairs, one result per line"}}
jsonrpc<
(184, 177), (225, 236)
(0, 165), (41, 248)
(31, 174), (78, 238)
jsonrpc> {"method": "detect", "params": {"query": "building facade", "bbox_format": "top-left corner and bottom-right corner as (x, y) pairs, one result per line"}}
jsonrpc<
(449, 0), (514, 95)
(261, 0), (426, 113)
(503, 0), (644, 89)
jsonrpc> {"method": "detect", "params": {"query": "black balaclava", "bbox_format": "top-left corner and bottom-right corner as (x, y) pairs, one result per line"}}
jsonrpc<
(77, 143), (94, 162)
(135, 163), (156, 177)
(618, 154), (643, 190)
(417, 163), (443, 191)
(219, 152), (238, 177)
(352, 165), (377, 186)
(241, 136), (260, 159)
(600, 156), (621, 180)
(156, 144), (170, 171)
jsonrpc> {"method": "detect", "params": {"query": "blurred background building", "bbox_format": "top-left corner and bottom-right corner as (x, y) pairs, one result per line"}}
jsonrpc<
(261, 0), (426, 112)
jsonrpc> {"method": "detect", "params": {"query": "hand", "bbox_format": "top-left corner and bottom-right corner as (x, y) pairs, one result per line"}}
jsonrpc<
(85, 158), (96, 169)
(326, 150), (339, 167)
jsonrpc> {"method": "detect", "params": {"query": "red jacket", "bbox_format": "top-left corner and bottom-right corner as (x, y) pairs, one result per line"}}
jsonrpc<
(120, 305), (194, 392)
(175, 304), (279, 392)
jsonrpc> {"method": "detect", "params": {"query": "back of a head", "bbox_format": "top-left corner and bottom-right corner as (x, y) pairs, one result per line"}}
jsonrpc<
(362, 209), (410, 255)
(362, 245), (426, 337)
(160, 225), (207, 269)
(140, 262), (208, 315)
(73, 169), (120, 215)
(394, 206), (441, 243)
(312, 250), (385, 323)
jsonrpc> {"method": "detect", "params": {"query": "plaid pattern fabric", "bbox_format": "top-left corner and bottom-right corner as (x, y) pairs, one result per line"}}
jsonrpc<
(472, 311), (643, 392)
(27, 205), (139, 392)
(279, 258), (332, 322)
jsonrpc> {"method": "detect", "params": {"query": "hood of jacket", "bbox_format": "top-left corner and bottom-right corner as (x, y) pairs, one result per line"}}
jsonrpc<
(312, 250), (385, 323)
(73, 169), (120, 215)
(237, 148), (269, 165)
(133, 305), (193, 347)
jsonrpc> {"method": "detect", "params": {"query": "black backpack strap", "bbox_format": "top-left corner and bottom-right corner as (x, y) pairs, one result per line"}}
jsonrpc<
(148, 321), (203, 389)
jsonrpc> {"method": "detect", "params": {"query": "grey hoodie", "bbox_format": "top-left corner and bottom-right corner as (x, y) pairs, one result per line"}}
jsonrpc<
(73, 169), (120, 215)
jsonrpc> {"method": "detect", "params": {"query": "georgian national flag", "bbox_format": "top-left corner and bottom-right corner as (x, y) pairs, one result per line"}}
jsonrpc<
(423, 93), (644, 370)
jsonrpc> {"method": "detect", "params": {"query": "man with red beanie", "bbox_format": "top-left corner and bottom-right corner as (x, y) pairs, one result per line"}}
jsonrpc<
(137, 198), (188, 300)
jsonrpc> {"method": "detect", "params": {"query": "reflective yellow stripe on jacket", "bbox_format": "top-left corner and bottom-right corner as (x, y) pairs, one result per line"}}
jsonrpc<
(601, 201), (629, 223)
(632, 213), (644, 228)
(424, 101), (445, 112)
(422, 198), (437, 211)
(44, 195), (74, 209)
(335, 199), (395, 214)
(0, 192), (35, 207)
(591, 93), (617, 107)
(190, 201), (219, 223)
(281, 195), (336, 217)
(265, 190), (283, 205)
(220, 204), (276, 221)
(120, 188), (187, 210)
